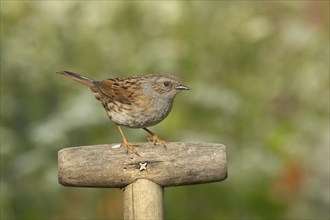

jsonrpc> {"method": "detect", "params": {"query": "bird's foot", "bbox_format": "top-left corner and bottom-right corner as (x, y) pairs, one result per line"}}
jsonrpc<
(121, 142), (140, 156)
(147, 135), (167, 148)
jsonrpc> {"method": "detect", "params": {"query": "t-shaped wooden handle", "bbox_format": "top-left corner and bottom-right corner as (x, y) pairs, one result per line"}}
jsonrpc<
(58, 142), (227, 188)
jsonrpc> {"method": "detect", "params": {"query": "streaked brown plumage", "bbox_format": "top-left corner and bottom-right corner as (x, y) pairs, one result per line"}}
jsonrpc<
(56, 70), (189, 155)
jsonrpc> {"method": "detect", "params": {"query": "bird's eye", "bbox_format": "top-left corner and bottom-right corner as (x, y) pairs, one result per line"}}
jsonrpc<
(163, 81), (170, 87)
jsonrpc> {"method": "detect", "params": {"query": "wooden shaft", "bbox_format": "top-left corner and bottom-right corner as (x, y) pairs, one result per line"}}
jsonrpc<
(124, 179), (163, 220)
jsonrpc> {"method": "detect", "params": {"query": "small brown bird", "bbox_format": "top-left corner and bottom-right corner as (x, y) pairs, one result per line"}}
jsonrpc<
(56, 71), (189, 154)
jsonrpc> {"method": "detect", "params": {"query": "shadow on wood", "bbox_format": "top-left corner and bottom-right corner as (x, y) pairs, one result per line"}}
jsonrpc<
(58, 142), (227, 188)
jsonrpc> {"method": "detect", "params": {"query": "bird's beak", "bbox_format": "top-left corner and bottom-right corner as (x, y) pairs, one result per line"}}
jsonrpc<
(176, 84), (190, 91)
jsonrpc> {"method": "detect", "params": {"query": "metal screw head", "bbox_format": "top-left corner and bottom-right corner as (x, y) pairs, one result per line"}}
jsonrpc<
(139, 162), (147, 171)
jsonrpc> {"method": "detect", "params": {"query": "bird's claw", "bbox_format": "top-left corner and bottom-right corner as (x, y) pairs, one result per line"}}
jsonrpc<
(147, 135), (167, 148)
(122, 142), (140, 156)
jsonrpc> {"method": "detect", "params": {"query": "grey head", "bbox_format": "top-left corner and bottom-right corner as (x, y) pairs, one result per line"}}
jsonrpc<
(142, 73), (190, 101)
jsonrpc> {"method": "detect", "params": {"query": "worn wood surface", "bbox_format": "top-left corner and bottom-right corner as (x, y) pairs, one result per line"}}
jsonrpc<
(58, 142), (227, 188)
(124, 179), (163, 220)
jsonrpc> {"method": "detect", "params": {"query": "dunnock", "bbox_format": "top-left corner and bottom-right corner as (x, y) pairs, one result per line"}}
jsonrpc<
(56, 71), (189, 155)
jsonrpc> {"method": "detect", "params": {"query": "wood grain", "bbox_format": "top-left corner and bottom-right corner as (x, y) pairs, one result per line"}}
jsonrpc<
(124, 179), (163, 220)
(58, 142), (227, 188)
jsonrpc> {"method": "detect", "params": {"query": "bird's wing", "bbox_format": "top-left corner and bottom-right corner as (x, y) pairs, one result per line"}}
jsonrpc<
(94, 78), (142, 105)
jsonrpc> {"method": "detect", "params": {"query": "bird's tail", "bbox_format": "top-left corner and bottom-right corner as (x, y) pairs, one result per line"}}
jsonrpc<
(56, 71), (95, 88)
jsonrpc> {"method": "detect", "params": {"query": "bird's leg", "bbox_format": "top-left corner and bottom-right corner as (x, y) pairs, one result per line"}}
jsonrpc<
(143, 128), (166, 148)
(117, 125), (140, 156)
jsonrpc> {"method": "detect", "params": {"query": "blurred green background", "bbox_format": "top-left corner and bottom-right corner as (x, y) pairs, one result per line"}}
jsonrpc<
(1, 1), (329, 219)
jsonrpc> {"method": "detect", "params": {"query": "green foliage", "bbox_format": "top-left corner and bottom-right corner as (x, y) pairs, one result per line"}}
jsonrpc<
(1, 1), (329, 219)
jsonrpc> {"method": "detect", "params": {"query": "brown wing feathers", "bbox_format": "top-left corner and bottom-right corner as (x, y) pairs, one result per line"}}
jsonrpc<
(96, 79), (132, 104)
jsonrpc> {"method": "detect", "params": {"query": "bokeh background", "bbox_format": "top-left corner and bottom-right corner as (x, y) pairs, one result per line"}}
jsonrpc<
(1, 1), (329, 219)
